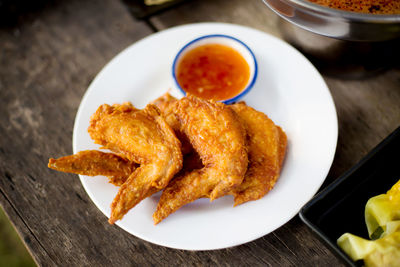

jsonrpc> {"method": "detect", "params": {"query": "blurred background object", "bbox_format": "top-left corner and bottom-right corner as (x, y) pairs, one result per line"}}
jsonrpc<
(278, 19), (400, 78)
(122, 0), (189, 19)
(145, 0), (173, 5)
(0, 207), (36, 267)
(262, 0), (400, 41)
(0, 0), (50, 26)
(262, 0), (400, 78)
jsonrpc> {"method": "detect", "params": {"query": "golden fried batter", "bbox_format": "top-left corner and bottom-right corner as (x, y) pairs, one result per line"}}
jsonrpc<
(229, 102), (287, 206)
(48, 95), (288, 225)
(88, 103), (183, 224)
(153, 95), (248, 224)
(151, 93), (193, 155)
(48, 150), (136, 186)
(151, 92), (180, 130)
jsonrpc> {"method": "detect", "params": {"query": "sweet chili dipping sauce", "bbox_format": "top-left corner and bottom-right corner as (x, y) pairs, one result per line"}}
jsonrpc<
(176, 44), (250, 101)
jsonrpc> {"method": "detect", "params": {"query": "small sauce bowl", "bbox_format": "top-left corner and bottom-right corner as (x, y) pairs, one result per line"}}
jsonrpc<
(172, 34), (258, 104)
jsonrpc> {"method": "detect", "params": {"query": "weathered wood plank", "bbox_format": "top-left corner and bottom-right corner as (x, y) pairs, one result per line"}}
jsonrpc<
(0, 0), (155, 265)
(148, 0), (400, 265)
(1, 0), (399, 265)
(0, 187), (52, 266)
(324, 70), (400, 182)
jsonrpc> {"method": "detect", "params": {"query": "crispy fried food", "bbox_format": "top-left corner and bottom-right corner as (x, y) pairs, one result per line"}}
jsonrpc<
(229, 102), (287, 206)
(48, 150), (137, 186)
(151, 94), (287, 206)
(180, 151), (203, 173)
(151, 93), (193, 155)
(88, 103), (183, 224)
(151, 92), (179, 130)
(48, 93), (287, 226)
(153, 95), (248, 224)
(152, 92), (204, 174)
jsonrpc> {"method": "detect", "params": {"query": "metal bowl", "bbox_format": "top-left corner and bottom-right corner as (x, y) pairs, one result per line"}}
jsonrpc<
(263, 0), (400, 41)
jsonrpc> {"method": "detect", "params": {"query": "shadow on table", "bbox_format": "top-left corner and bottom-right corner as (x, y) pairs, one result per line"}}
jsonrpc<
(0, 0), (52, 27)
(0, 0), (193, 28)
(278, 19), (400, 80)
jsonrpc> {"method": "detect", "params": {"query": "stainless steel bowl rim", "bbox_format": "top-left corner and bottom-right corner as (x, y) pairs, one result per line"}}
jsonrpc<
(275, 0), (400, 22)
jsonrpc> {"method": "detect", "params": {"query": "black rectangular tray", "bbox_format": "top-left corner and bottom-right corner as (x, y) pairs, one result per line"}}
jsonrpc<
(299, 126), (400, 266)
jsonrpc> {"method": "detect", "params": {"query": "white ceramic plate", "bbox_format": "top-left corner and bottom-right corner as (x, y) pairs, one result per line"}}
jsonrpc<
(73, 22), (338, 250)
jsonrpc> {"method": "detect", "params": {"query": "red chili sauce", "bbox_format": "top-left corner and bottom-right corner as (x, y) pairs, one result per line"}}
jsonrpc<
(176, 44), (250, 101)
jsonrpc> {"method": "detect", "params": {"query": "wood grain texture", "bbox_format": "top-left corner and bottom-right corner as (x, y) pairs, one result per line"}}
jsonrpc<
(149, 0), (400, 265)
(324, 70), (400, 181)
(0, 0), (153, 265)
(1, 0), (400, 265)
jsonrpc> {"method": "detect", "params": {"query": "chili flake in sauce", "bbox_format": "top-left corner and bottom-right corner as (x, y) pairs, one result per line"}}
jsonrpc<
(176, 44), (250, 101)
(308, 0), (400, 14)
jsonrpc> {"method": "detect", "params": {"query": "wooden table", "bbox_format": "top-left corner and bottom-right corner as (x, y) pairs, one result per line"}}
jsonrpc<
(1, 0), (399, 265)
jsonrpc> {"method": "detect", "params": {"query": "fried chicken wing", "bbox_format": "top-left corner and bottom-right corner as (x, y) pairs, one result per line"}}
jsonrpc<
(153, 95), (247, 224)
(48, 150), (136, 186)
(88, 103), (183, 224)
(229, 102), (287, 206)
(151, 92), (179, 130)
(151, 93), (193, 155)
(152, 92), (204, 174)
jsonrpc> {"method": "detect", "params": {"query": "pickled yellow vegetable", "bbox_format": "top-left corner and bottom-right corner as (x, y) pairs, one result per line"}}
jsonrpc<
(365, 179), (400, 239)
(364, 232), (400, 266)
(384, 221), (400, 237)
(337, 233), (374, 260)
(337, 231), (400, 266)
(337, 179), (400, 266)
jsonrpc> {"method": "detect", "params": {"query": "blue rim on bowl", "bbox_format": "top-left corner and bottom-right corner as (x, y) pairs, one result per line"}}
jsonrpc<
(172, 34), (258, 104)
